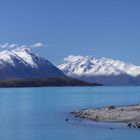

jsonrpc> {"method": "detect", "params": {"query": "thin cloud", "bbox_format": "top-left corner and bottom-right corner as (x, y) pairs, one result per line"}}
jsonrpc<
(0, 43), (9, 49)
(9, 44), (18, 48)
(0, 43), (47, 50)
(30, 43), (47, 48)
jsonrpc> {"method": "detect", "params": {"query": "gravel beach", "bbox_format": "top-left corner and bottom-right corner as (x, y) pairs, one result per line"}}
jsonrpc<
(72, 104), (140, 128)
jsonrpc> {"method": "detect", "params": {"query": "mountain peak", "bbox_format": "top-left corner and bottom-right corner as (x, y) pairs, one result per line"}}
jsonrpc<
(0, 48), (65, 80)
(0, 47), (37, 67)
(11, 47), (30, 54)
(0, 47), (30, 54)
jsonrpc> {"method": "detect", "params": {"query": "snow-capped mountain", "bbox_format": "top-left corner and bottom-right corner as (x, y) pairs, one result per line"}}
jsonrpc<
(0, 48), (65, 80)
(58, 55), (140, 85)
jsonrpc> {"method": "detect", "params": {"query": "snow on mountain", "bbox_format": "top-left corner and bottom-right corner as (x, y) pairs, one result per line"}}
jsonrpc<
(58, 55), (140, 85)
(0, 48), (37, 67)
(0, 48), (65, 80)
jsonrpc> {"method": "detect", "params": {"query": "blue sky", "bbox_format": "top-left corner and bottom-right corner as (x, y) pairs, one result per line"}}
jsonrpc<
(0, 0), (140, 65)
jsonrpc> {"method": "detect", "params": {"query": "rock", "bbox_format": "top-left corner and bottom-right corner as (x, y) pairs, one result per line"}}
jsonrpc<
(71, 111), (76, 114)
(107, 106), (115, 110)
(94, 115), (99, 121)
(126, 123), (132, 128)
(65, 118), (69, 121)
(80, 116), (85, 119)
(136, 122), (140, 128)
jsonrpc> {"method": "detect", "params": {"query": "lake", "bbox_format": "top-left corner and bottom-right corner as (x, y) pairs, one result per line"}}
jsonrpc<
(0, 86), (140, 140)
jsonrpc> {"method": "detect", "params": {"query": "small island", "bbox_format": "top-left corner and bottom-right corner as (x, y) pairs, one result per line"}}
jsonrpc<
(71, 104), (140, 128)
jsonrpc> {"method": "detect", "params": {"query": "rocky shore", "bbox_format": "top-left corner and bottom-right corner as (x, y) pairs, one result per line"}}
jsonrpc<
(71, 104), (140, 128)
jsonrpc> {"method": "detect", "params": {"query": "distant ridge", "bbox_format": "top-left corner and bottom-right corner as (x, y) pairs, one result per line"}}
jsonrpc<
(58, 55), (140, 85)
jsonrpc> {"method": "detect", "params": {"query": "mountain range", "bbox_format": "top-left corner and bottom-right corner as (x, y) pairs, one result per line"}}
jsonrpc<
(0, 48), (100, 87)
(0, 48), (140, 86)
(58, 55), (140, 85)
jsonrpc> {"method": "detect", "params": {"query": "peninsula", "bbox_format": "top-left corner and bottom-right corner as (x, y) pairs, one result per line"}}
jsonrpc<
(72, 104), (140, 128)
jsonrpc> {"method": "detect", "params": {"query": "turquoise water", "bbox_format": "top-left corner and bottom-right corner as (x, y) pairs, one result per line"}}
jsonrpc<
(0, 87), (140, 140)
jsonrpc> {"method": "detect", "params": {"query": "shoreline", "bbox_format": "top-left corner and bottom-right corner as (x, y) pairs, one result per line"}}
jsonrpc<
(0, 77), (102, 87)
(71, 104), (140, 128)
